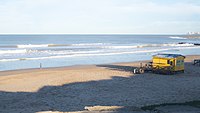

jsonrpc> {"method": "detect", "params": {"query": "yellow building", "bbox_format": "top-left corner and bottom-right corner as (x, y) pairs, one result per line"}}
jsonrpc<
(152, 54), (185, 74)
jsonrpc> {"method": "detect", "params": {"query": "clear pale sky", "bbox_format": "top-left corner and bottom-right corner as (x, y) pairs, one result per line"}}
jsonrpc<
(0, 0), (200, 34)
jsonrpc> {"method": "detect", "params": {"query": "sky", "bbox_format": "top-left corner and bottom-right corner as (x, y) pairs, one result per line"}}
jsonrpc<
(0, 0), (200, 34)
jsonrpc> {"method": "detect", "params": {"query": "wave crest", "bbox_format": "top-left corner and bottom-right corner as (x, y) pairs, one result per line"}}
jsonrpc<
(169, 36), (187, 39)
(0, 49), (27, 54)
(17, 44), (49, 48)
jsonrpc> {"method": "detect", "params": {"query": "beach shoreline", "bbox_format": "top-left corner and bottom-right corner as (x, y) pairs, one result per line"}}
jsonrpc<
(0, 54), (198, 73)
(0, 55), (200, 113)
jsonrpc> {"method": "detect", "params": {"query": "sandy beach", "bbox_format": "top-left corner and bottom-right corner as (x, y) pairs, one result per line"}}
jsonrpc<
(0, 55), (200, 113)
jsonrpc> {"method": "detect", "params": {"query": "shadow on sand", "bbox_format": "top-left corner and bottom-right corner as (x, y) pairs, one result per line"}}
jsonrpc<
(97, 64), (137, 73)
(0, 64), (200, 113)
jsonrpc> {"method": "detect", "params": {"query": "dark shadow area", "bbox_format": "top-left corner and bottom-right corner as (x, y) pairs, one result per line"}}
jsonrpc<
(184, 62), (200, 76)
(0, 64), (200, 113)
(96, 64), (137, 73)
(141, 100), (200, 111)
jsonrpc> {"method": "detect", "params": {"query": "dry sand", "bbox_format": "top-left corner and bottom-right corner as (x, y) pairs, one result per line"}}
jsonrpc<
(0, 55), (200, 113)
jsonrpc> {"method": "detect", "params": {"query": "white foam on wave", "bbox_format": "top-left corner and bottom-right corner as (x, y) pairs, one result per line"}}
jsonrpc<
(175, 46), (200, 49)
(0, 58), (20, 62)
(13, 42), (195, 50)
(0, 48), (178, 62)
(16, 43), (110, 48)
(0, 43), (196, 56)
(72, 43), (110, 46)
(0, 49), (27, 54)
(162, 43), (194, 47)
(1, 43), (200, 62)
(0, 48), (171, 62)
(102, 46), (138, 49)
(17, 44), (49, 48)
(139, 43), (194, 48)
(102, 43), (195, 49)
(169, 36), (187, 39)
(45, 50), (106, 55)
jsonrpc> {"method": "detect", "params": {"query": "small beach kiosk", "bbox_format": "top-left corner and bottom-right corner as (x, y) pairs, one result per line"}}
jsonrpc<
(152, 54), (185, 74)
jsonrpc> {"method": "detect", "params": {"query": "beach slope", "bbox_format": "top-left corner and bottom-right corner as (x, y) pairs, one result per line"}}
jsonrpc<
(0, 55), (200, 113)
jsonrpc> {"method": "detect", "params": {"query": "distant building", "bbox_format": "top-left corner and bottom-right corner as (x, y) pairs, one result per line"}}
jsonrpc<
(186, 32), (200, 38)
(188, 32), (200, 35)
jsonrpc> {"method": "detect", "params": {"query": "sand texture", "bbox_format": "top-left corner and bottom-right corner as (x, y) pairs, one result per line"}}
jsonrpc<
(0, 55), (200, 113)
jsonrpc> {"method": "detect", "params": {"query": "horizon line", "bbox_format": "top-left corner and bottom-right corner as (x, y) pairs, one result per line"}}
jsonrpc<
(0, 33), (186, 35)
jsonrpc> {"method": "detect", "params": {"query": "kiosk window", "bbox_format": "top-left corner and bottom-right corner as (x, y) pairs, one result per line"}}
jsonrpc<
(170, 61), (173, 65)
(167, 60), (170, 64)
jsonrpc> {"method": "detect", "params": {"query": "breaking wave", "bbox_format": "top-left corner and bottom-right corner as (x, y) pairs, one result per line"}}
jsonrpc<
(17, 44), (49, 48)
(102, 43), (195, 49)
(0, 43), (198, 55)
(0, 49), (27, 54)
(11, 43), (110, 48)
(0, 48), (170, 62)
(71, 43), (110, 46)
(0, 42), (196, 50)
(1, 42), (200, 62)
(1, 46), (200, 62)
(169, 36), (187, 39)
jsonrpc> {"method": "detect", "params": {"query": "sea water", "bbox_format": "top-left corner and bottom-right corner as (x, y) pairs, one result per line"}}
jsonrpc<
(0, 35), (200, 71)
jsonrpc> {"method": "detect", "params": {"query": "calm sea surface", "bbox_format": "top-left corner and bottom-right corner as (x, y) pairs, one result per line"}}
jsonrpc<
(0, 35), (200, 71)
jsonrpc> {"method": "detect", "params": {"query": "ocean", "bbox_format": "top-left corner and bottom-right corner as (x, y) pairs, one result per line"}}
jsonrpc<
(0, 35), (200, 71)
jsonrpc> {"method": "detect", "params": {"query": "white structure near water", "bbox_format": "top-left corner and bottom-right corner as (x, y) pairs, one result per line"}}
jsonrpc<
(188, 32), (200, 35)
